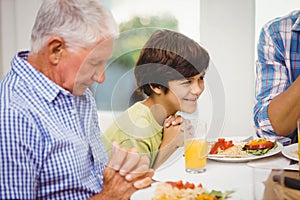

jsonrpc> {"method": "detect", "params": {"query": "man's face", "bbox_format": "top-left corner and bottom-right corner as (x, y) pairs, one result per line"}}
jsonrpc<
(59, 38), (114, 96)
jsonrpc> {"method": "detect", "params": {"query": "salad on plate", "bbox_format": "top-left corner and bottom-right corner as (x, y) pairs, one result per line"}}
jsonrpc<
(207, 137), (282, 162)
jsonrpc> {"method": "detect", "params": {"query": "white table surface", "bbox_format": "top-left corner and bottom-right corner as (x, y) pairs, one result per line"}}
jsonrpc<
(152, 146), (298, 200)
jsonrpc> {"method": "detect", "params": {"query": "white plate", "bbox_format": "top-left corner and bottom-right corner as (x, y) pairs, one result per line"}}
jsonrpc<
(131, 182), (239, 200)
(207, 137), (283, 163)
(282, 143), (298, 161)
(130, 183), (158, 200)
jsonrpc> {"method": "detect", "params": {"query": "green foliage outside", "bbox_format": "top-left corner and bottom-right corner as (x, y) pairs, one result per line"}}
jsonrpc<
(110, 14), (178, 69)
(94, 14), (179, 111)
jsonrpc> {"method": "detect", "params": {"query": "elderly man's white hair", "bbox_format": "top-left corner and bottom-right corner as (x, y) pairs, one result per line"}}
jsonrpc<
(30, 0), (118, 54)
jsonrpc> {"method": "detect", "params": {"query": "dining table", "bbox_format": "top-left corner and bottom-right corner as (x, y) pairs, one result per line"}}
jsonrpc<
(131, 139), (299, 200)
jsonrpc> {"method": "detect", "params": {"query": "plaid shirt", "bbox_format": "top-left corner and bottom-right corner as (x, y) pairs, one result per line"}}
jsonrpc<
(254, 10), (300, 145)
(0, 51), (108, 199)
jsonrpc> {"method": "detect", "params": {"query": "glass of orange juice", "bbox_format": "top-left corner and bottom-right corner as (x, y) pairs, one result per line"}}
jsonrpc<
(183, 119), (208, 173)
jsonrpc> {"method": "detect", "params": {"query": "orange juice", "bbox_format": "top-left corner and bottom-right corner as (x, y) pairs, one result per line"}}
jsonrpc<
(184, 139), (207, 171)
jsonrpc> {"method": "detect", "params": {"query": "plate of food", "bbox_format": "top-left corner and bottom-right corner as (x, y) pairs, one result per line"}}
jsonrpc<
(282, 143), (298, 161)
(207, 137), (283, 162)
(130, 180), (234, 200)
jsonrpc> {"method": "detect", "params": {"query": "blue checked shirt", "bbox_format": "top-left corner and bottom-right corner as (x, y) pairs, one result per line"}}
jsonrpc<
(0, 51), (108, 199)
(254, 10), (300, 145)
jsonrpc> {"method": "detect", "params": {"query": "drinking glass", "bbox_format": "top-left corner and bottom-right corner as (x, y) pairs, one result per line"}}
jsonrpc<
(183, 119), (208, 173)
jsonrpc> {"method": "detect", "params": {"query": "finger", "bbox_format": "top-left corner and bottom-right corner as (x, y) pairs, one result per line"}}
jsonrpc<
(100, 169), (138, 200)
(177, 127), (184, 146)
(107, 141), (127, 171)
(118, 148), (140, 176)
(133, 170), (155, 189)
(184, 118), (191, 127)
(164, 115), (175, 127)
(171, 115), (183, 126)
(103, 166), (117, 182)
(184, 119), (193, 130)
(180, 122), (185, 132)
(125, 156), (150, 181)
(179, 126), (184, 136)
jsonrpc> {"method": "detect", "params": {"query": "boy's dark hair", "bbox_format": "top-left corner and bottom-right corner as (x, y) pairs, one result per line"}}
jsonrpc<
(134, 29), (210, 96)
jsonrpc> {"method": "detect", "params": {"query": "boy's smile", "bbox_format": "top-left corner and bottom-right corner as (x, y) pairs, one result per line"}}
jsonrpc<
(162, 73), (205, 115)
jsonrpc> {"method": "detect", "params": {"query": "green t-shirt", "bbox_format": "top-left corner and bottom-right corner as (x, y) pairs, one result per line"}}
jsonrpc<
(101, 102), (163, 167)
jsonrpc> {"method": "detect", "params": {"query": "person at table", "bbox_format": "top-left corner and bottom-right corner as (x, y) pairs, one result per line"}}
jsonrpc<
(102, 29), (210, 169)
(254, 10), (300, 145)
(0, 0), (153, 199)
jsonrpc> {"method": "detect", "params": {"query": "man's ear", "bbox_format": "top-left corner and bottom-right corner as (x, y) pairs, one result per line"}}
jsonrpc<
(48, 36), (65, 65)
(149, 84), (162, 95)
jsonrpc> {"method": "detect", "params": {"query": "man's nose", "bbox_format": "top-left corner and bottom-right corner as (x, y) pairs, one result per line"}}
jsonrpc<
(93, 71), (106, 83)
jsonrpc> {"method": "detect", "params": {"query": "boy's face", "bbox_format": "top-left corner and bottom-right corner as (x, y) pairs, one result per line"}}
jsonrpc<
(165, 73), (205, 113)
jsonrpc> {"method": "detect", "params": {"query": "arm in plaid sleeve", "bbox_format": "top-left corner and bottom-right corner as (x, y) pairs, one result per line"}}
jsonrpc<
(254, 12), (300, 144)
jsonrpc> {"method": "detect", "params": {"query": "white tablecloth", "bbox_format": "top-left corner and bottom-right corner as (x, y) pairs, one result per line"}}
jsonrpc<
(152, 147), (298, 200)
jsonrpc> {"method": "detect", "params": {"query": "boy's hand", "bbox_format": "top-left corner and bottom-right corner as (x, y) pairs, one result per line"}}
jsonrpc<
(164, 115), (183, 128)
(161, 115), (184, 148)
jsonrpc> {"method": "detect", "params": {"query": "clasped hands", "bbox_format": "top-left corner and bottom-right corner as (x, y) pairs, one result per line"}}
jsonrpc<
(93, 115), (184, 200)
(91, 141), (154, 200)
(163, 115), (185, 148)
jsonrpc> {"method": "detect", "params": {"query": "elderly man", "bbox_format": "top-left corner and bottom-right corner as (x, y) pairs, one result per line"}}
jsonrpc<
(0, 0), (153, 199)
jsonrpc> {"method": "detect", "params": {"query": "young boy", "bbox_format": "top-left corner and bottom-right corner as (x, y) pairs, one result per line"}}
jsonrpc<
(101, 29), (210, 169)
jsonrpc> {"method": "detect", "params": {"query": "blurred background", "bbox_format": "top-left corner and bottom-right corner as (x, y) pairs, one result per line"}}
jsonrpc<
(1, 0), (299, 137)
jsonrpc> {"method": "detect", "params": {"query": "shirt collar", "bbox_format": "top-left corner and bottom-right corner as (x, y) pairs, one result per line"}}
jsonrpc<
(292, 11), (300, 31)
(12, 51), (73, 102)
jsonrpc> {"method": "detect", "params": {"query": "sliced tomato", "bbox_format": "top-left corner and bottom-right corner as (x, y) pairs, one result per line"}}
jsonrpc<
(209, 142), (223, 154)
(176, 180), (183, 186)
(245, 140), (274, 150)
(185, 182), (195, 189)
(166, 180), (182, 189)
(166, 180), (196, 189)
(222, 140), (233, 150)
(218, 138), (225, 143)
(209, 138), (234, 154)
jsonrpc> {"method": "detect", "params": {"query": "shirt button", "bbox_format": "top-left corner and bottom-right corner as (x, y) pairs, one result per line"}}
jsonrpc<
(71, 109), (77, 114)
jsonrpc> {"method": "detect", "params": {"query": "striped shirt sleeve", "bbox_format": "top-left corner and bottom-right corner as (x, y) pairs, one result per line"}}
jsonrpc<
(254, 18), (290, 137)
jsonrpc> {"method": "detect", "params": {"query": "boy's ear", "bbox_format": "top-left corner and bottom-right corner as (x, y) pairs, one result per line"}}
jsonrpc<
(149, 84), (162, 95)
(48, 36), (65, 65)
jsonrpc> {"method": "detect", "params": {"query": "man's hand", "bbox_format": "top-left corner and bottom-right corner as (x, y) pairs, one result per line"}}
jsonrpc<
(90, 142), (154, 200)
(108, 142), (154, 184)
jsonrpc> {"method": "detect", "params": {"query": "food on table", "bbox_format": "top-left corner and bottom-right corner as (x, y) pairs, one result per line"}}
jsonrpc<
(217, 144), (248, 157)
(209, 138), (247, 157)
(242, 138), (277, 155)
(152, 180), (234, 200)
(165, 180), (203, 190)
(244, 138), (274, 150)
(209, 138), (234, 154)
(209, 137), (278, 157)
